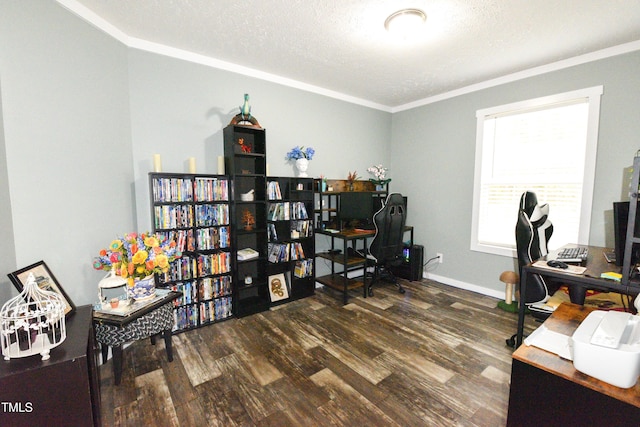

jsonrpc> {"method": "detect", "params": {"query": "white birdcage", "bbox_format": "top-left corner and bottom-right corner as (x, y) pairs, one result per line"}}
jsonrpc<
(1, 273), (67, 361)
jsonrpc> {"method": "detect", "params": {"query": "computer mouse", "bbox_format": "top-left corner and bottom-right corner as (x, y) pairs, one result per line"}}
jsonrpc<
(547, 260), (569, 269)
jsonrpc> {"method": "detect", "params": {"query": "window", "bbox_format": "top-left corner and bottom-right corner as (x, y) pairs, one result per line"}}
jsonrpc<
(471, 86), (603, 257)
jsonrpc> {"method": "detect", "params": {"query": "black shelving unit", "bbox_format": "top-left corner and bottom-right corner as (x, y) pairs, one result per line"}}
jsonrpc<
(266, 177), (316, 304)
(149, 172), (233, 332)
(224, 124), (270, 317)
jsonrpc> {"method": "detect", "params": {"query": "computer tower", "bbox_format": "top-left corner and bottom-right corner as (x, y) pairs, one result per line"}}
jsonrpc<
(391, 245), (424, 281)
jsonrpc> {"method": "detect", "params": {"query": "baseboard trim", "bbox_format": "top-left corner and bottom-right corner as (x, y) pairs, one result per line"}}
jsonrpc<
(424, 272), (505, 300)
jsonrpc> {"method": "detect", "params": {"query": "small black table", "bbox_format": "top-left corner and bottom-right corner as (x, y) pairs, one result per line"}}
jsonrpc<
(93, 290), (181, 385)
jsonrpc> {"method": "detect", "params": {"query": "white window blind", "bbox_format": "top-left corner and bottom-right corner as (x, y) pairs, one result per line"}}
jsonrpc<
(471, 87), (602, 257)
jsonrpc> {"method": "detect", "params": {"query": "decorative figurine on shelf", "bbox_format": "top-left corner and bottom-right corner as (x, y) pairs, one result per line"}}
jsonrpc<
(242, 209), (256, 230)
(237, 137), (252, 153)
(229, 93), (261, 128)
(346, 171), (360, 191)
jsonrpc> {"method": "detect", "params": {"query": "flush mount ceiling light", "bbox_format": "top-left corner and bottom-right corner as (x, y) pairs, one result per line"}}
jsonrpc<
(384, 8), (427, 38)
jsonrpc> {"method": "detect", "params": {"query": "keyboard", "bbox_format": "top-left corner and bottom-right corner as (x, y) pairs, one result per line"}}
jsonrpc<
(556, 246), (588, 263)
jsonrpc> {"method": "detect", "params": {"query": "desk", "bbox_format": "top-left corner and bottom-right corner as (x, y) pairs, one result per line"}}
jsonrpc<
(507, 303), (640, 426)
(93, 290), (181, 385)
(515, 245), (638, 348)
(0, 305), (100, 427)
(315, 226), (413, 304)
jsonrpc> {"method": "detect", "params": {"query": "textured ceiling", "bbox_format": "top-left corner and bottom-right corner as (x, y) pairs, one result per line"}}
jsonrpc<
(63, 0), (640, 109)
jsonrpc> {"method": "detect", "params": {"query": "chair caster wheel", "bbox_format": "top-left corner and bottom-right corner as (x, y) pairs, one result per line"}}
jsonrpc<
(368, 288), (374, 297)
(398, 288), (406, 294)
(506, 334), (516, 348)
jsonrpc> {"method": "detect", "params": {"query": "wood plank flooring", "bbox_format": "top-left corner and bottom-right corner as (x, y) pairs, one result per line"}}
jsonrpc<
(98, 279), (537, 426)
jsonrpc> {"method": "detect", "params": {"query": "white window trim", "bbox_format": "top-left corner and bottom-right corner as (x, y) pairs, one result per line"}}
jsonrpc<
(470, 86), (603, 258)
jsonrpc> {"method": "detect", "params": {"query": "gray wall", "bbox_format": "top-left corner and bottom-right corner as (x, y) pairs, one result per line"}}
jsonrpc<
(0, 76), (17, 304)
(391, 51), (640, 296)
(1, 2), (638, 306)
(0, 2), (390, 306)
(126, 49), (391, 233)
(0, 1), (134, 305)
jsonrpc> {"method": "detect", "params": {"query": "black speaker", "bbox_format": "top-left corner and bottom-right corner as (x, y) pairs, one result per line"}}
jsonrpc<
(391, 245), (424, 281)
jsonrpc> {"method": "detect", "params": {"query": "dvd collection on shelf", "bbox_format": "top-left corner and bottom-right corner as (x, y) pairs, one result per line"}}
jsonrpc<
(267, 180), (283, 200)
(267, 242), (306, 263)
(155, 229), (195, 252)
(151, 173), (234, 333)
(294, 259), (314, 278)
(151, 172), (316, 330)
(195, 226), (230, 250)
(195, 204), (229, 226)
(154, 205), (194, 229)
(267, 201), (309, 221)
(194, 177), (228, 201)
(291, 220), (313, 238)
(152, 177), (194, 202)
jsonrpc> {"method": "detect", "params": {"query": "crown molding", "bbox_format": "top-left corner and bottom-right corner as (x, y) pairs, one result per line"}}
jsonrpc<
(57, 0), (640, 114)
(392, 40), (640, 113)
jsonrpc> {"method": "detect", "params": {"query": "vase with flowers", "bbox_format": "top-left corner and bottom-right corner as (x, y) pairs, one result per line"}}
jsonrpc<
(346, 171), (360, 191)
(285, 146), (315, 177)
(367, 164), (391, 190)
(93, 232), (181, 301)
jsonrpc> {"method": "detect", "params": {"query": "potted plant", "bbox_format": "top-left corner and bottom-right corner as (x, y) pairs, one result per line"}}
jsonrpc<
(346, 171), (360, 191)
(367, 164), (391, 190)
(285, 146), (315, 177)
(93, 232), (181, 301)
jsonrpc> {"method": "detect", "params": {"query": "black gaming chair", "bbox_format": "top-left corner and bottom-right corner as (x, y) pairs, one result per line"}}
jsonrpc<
(366, 193), (407, 296)
(516, 191), (557, 310)
(506, 192), (558, 347)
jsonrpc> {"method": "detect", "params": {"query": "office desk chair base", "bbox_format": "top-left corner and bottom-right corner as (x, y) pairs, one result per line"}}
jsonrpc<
(367, 269), (406, 297)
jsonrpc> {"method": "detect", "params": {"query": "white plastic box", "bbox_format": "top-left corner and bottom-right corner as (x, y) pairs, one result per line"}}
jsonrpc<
(571, 310), (640, 389)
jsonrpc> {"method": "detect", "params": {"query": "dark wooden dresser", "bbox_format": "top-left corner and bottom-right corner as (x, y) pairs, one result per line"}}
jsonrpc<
(0, 305), (100, 427)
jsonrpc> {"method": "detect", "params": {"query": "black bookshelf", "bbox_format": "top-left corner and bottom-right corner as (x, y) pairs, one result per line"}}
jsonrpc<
(149, 172), (233, 332)
(266, 177), (316, 305)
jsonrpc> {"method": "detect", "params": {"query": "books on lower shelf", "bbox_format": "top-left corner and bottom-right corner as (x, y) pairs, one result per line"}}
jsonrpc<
(267, 242), (305, 263)
(237, 247), (259, 260)
(291, 220), (313, 238)
(267, 181), (282, 200)
(294, 259), (314, 278)
(267, 202), (309, 221)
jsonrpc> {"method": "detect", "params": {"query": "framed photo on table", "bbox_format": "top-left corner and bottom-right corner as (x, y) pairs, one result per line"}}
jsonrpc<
(268, 273), (289, 302)
(8, 260), (76, 316)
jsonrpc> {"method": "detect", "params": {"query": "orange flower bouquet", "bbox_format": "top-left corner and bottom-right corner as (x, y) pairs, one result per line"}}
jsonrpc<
(93, 232), (181, 287)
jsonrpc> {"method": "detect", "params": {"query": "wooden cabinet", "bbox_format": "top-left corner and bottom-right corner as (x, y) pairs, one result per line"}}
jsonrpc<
(0, 305), (100, 427)
(266, 177), (315, 303)
(224, 124), (269, 317)
(149, 173), (233, 331)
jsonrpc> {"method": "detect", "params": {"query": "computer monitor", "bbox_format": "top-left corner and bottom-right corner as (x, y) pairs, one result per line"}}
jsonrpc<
(339, 192), (374, 228)
(613, 201), (640, 266)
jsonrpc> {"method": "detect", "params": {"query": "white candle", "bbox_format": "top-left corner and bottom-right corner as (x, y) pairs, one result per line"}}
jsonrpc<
(188, 157), (196, 173)
(217, 156), (225, 175)
(153, 154), (162, 172)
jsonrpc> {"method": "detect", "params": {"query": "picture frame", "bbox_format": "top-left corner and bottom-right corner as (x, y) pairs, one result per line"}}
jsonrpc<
(8, 260), (76, 316)
(268, 273), (289, 302)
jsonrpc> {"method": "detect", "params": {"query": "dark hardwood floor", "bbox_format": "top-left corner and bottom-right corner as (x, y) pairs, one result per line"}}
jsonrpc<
(99, 279), (537, 426)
